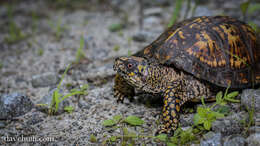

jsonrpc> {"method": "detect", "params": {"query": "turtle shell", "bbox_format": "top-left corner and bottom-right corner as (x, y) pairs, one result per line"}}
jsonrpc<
(137, 16), (260, 88)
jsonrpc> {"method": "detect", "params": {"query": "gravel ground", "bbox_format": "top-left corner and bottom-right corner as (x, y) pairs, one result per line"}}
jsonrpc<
(0, 0), (259, 145)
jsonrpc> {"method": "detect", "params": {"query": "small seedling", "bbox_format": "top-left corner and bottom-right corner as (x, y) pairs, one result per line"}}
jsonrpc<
(5, 4), (26, 44)
(127, 50), (132, 56)
(64, 106), (74, 113)
(75, 35), (86, 64)
(38, 48), (44, 56)
(168, 0), (183, 27)
(108, 23), (123, 32)
(90, 134), (97, 143)
(0, 62), (3, 70)
(113, 45), (120, 52)
(193, 87), (239, 130)
(48, 17), (67, 39)
(48, 64), (88, 114)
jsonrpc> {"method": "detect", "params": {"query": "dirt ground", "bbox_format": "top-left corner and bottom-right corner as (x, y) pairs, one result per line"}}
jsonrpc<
(0, 0), (259, 145)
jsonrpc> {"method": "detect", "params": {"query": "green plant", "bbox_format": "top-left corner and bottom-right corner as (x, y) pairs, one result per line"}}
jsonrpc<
(0, 62), (3, 70)
(127, 50), (132, 56)
(5, 4), (26, 44)
(48, 64), (88, 114)
(193, 87), (239, 130)
(64, 106), (74, 113)
(168, 0), (183, 27)
(155, 128), (197, 145)
(48, 17), (67, 39)
(113, 45), (120, 52)
(38, 48), (44, 56)
(75, 35), (86, 63)
(108, 23), (124, 32)
(90, 134), (97, 143)
(102, 115), (147, 144)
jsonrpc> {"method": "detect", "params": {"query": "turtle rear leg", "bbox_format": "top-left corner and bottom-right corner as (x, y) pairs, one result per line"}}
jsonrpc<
(114, 73), (135, 103)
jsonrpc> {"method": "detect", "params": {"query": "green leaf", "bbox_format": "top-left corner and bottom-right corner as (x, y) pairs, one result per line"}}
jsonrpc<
(103, 119), (116, 127)
(90, 134), (97, 143)
(108, 23), (123, 32)
(248, 21), (260, 33)
(64, 106), (74, 113)
(113, 115), (122, 123)
(124, 116), (144, 126)
(168, 0), (183, 27)
(212, 112), (225, 119)
(248, 3), (260, 14)
(167, 142), (177, 146)
(240, 1), (250, 15)
(203, 121), (211, 130)
(113, 45), (120, 52)
(216, 91), (223, 104)
(155, 134), (167, 142)
(197, 107), (207, 117)
(109, 136), (117, 142)
(193, 114), (201, 125)
(226, 91), (239, 99)
(216, 106), (230, 115)
(123, 127), (128, 135)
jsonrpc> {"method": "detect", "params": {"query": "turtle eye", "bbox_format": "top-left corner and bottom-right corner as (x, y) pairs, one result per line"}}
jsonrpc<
(127, 63), (133, 69)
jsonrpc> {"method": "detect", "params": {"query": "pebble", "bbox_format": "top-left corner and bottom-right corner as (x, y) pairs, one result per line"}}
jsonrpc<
(31, 72), (59, 88)
(241, 89), (260, 111)
(144, 7), (163, 17)
(212, 112), (246, 136)
(223, 136), (246, 146)
(200, 132), (222, 146)
(0, 93), (34, 119)
(246, 133), (260, 146)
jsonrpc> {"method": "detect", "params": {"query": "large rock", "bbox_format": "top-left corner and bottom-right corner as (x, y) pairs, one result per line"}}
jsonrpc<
(223, 136), (246, 146)
(200, 132), (222, 146)
(241, 89), (260, 111)
(246, 133), (260, 146)
(212, 112), (246, 136)
(31, 72), (59, 88)
(0, 93), (34, 119)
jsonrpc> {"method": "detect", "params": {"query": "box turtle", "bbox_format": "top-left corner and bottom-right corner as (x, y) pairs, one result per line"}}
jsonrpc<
(113, 16), (260, 135)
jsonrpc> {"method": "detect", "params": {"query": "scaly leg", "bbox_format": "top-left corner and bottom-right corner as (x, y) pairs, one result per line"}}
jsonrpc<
(156, 84), (184, 135)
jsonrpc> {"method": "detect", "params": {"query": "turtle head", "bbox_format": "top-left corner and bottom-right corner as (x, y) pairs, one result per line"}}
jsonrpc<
(114, 56), (149, 89)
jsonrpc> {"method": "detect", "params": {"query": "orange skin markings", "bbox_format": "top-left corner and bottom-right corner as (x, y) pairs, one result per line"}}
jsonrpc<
(178, 31), (186, 39)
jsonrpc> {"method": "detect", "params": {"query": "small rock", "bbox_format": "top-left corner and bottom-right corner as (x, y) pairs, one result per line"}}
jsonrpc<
(246, 133), (260, 146)
(143, 16), (161, 27)
(31, 72), (59, 88)
(144, 7), (163, 17)
(241, 89), (260, 111)
(212, 112), (246, 136)
(200, 132), (222, 146)
(86, 64), (115, 84)
(0, 93), (34, 119)
(132, 31), (159, 42)
(26, 112), (44, 125)
(78, 97), (93, 110)
(35, 88), (69, 114)
(194, 6), (213, 17)
(223, 136), (246, 146)
(0, 121), (7, 128)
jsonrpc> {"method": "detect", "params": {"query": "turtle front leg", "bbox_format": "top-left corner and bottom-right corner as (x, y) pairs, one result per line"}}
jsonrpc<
(114, 73), (135, 103)
(156, 84), (186, 135)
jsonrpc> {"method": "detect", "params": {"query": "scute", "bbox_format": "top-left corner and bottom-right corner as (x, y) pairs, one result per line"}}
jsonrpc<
(137, 16), (260, 88)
